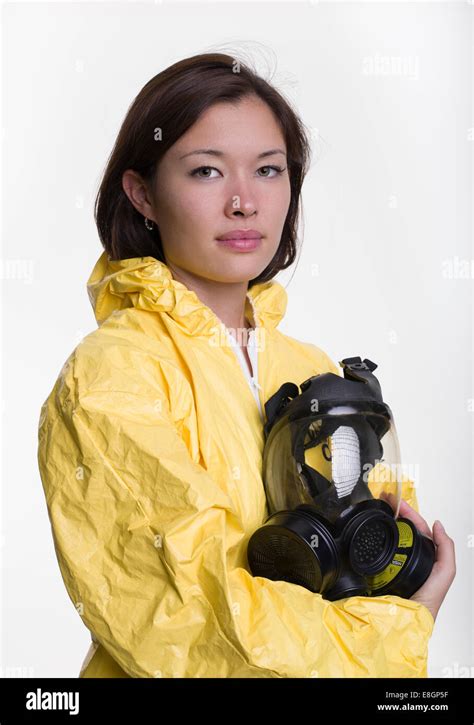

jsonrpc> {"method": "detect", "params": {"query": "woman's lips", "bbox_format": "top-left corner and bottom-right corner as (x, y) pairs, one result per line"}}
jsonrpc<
(216, 237), (262, 251)
(217, 230), (262, 240)
(215, 229), (263, 251)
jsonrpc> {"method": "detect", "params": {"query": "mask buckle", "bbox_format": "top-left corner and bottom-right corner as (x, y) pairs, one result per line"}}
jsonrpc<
(339, 356), (383, 401)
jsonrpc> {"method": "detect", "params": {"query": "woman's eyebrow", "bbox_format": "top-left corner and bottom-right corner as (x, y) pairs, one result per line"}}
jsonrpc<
(178, 148), (287, 160)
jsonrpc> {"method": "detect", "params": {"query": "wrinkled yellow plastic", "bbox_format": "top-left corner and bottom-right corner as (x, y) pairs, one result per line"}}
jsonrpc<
(37, 252), (434, 679)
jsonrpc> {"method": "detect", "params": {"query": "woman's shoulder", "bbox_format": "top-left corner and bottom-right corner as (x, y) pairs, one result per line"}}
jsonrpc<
(273, 329), (342, 377)
(51, 311), (179, 407)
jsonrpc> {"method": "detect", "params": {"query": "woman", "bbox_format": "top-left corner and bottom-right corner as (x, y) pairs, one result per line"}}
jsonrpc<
(37, 52), (455, 678)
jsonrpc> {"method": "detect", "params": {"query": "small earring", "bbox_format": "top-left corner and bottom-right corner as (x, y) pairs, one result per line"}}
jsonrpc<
(144, 217), (155, 231)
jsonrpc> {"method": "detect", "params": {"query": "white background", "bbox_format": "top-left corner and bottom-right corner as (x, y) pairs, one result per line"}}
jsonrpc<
(2, 1), (472, 678)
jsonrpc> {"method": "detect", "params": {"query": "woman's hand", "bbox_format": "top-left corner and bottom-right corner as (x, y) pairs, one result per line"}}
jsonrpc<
(381, 494), (456, 624)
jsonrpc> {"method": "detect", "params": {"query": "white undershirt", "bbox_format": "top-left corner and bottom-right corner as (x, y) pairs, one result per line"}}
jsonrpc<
(225, 327), (264, 423)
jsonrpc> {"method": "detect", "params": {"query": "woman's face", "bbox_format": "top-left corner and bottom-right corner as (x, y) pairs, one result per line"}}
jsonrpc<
(145, 95), (292, 284)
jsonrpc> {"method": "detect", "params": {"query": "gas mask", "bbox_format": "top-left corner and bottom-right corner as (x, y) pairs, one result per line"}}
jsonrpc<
(247, 356), (435, 601)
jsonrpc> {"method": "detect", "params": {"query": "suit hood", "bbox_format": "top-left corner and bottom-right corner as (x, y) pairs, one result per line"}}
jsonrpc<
(86, 251), (288, 336)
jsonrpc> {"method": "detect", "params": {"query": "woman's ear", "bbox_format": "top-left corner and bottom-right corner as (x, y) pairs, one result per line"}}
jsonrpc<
(122, 169), (157, 223)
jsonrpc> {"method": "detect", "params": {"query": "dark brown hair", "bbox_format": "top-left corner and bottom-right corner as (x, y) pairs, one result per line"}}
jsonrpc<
(94, 52), (312, 286)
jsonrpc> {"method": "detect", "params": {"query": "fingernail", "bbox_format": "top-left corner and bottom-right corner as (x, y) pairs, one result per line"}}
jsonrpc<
(435, 520), (445, 532)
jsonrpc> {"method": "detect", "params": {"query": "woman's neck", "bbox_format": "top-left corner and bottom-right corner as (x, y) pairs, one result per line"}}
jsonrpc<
(167, 263), (253, 333)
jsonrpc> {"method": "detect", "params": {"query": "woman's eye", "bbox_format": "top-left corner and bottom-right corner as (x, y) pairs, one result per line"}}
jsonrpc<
(190, 166), (219, 179)
(189, 165), (286, 179)
(257, 165), (286, 177)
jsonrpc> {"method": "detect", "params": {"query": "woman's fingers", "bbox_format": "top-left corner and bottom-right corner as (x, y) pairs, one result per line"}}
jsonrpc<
(379, 491), (398, 512)
(431, 520), (456, 583)
(409, 520), (456, 621)
(378, 492), (456, 622)
(379, 492), (432, 539)
(397, 498), (433, 539)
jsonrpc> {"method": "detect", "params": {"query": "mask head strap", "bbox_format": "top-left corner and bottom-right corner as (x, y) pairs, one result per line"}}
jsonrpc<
(264, 382), (299, 439)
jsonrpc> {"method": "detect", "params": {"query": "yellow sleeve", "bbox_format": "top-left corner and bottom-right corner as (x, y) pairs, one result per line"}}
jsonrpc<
(400, 476), (421, 512)
(301, 342), (343, 378)
(326, 353), (343, 377)
(37, 348), (434, 678)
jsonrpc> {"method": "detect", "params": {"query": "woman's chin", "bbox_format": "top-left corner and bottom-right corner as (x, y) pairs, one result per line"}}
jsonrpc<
(196, 253), (268, 284)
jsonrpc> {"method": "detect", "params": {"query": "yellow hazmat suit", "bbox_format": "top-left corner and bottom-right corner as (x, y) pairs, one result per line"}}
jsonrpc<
(37, 252), (434, 678)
